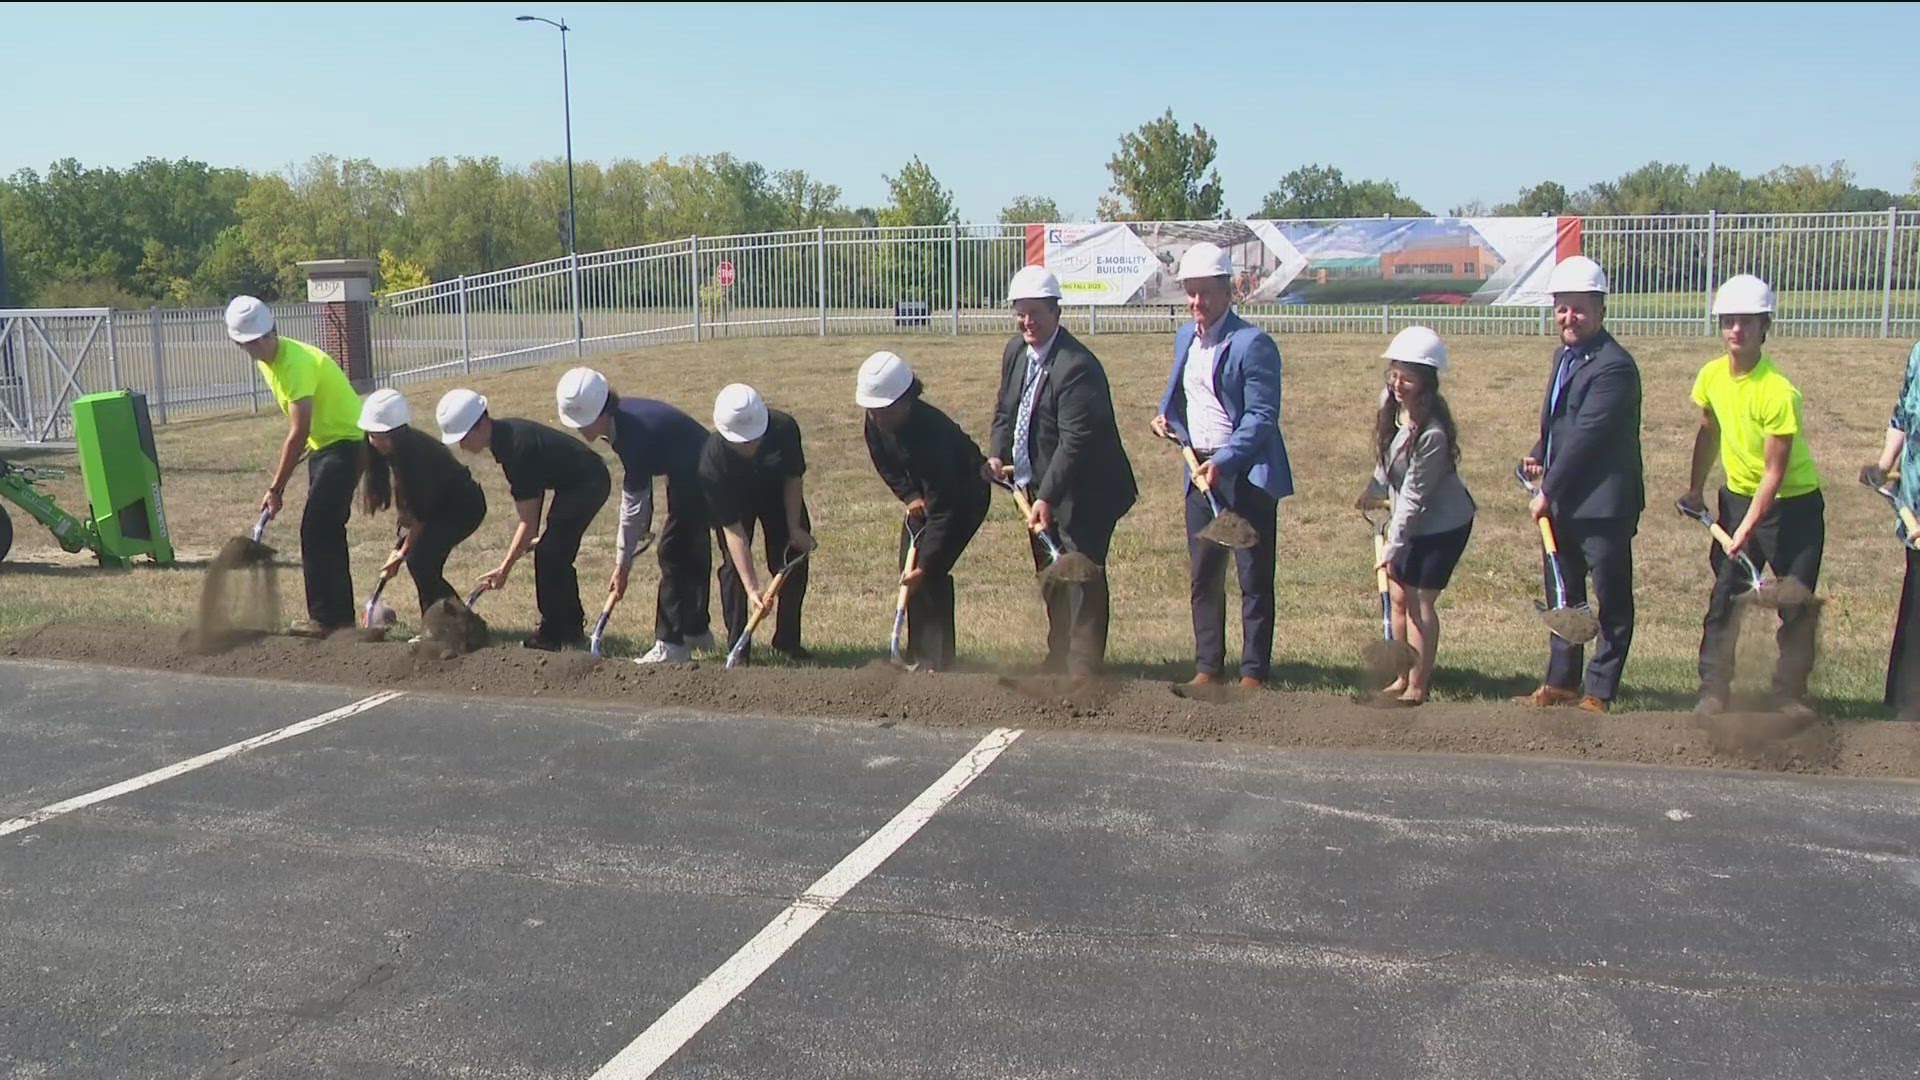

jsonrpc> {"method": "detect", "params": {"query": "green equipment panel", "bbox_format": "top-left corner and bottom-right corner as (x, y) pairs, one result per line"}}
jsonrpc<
(70, 390), (173, 566)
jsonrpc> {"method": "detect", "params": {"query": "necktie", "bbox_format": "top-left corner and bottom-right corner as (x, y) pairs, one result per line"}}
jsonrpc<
(1012, 348), (1046, 489)
(1545, 346), (1579, 463)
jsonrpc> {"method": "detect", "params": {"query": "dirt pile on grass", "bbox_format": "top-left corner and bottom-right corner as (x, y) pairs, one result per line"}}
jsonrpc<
(9, 619), (1920, 779)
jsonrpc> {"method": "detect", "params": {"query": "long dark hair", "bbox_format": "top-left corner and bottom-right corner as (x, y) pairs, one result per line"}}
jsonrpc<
(1373, 363), (1461, 470)
(360, 425), (447, 517)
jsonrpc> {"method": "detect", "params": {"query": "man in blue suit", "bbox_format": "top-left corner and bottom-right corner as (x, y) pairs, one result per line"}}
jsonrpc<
(1151, 242), (1292, 688)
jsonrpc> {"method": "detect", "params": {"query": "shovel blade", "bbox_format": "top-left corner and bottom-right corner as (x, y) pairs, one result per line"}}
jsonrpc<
(1197, 511), (1259, 549)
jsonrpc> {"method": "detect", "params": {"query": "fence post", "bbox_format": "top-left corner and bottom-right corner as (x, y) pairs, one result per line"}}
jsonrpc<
(949, 221), (960, 335)
(458, 275), (472, 374)
(106, 310), (119, 389)
(570, 250), (584, 358)
(1381, 304), (1390, 335)
(1883, 206), (1899, 339)
(817, 225), (827, 337)
(148, 306), (168, 425)
(690, 234), (702, 343)
(1704, 209), (1718, 333)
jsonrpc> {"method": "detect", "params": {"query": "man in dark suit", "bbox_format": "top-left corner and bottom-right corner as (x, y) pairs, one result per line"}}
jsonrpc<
(1516, 255), (1645, 713)
(1150, 242), (1292, 689)
(985, 265), (1138, 677)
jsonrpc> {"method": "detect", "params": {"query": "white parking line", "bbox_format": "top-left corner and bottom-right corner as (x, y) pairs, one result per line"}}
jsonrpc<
(0, 690), (405, 838)
(590, 726), (1024, 1080)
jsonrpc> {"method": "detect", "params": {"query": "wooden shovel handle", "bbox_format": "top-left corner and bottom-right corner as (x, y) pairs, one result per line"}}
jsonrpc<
(1900, 506), (1920, 539)
(1008, 486), (1039, 534)
(742, 566), (793, 639)
(894, 541), (920, 613)
(1372, 531), (1389, 593)
(1706, 521), (1740, 554)
(1180, 446), (1211, 492)
(1536, 516), (1560, 556)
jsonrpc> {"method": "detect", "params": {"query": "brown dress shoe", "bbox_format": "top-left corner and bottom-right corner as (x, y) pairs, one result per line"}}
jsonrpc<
(1187, 671), (1224, 686)
(1511, 685), (1580, 707)
(1577, 695), (1610, 714)
(1239, 676), (1265, 690)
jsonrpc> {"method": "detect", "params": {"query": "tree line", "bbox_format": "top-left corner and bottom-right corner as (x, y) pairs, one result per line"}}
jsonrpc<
(2, 107), (1913, 307)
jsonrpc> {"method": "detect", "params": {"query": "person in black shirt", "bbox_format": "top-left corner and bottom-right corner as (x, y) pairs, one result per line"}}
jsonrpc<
(357, 388), (487, 617)
(856, 351), (989, 671)
(700, 383), (814, 663)
(555, 367), (716, 663)
(436, 388), (611, 650)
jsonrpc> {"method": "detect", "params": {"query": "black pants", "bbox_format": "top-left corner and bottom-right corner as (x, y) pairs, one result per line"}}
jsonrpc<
(301, 440), (362, 629)
(1029, 512), (1118, 677)
(407, 482), (487, 615)
(533, 474), (610, 642)
(1542, 516), (1637, 702)
(900, 497), (988, 672)
(1186, 478), (1279, 680)
(716, 492), (811, 660)
(655, 473), (712, 646)
(1889, 547), (1920, 717)
(1699, 487), (1825, 699)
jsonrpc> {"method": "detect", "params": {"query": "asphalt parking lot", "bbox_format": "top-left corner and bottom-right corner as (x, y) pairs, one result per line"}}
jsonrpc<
(2, 658), (1917, 1079)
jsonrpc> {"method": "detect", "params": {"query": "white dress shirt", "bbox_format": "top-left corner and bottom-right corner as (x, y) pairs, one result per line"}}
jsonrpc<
(1182, 317), (1234, 450)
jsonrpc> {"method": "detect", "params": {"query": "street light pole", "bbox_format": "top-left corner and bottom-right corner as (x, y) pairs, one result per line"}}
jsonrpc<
(516, 14), (583, 354)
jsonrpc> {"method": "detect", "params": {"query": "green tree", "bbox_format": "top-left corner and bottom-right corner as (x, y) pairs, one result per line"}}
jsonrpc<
(1100, 109), (1224, 221)
(1260, 165), (1426, 218)
(999, 195), (1062, 224)
(879, 156), (957, 226)
(1497, 180), (1570, 216)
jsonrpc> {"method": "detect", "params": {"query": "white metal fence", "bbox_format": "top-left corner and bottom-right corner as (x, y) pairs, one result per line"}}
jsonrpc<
(3, 211), (1918, 442)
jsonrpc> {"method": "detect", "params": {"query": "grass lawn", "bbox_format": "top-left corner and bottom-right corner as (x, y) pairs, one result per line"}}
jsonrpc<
(2, 329), (1912, 717)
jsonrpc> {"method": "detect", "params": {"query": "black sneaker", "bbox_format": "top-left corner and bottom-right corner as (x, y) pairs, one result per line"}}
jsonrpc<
(772, 644), (814, 663)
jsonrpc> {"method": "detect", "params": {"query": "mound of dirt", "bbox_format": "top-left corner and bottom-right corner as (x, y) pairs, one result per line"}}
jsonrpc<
(7, 619), (1919, 779)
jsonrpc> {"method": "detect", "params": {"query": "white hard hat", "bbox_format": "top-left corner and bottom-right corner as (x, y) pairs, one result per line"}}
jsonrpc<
(555, 367), (611, 429)
(1382, 326), (1449, 371)
(854, 351), (915, 409)
(713, 383), (768, 443)
(224, 295), (275, 343)
(1547, 255), (1609, 295)
(1006, 265), (1062, 302)
(1176, 242), (1234, 281)
(358, 387), (411, 432)
(435, 388), (489, 445)
(1712, 274), (1775, 316)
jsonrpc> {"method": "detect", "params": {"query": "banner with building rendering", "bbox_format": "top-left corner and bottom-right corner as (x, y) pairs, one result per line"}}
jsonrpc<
(1026, 217), (1581, 306)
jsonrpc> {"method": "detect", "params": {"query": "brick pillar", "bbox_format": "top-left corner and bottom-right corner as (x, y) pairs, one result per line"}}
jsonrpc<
(316, 299), (373, 390)
(297, 259), (376, 391)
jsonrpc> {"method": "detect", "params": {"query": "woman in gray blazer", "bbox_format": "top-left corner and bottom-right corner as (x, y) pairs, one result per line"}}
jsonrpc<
(1363, 327), (1476, 705)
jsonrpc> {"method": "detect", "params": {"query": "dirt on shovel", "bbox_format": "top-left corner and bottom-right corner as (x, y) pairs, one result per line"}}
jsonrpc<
(1039, 551), (1100, 587)
(1540, 605), (1601, 644)
(1197, 510), (1260, 550)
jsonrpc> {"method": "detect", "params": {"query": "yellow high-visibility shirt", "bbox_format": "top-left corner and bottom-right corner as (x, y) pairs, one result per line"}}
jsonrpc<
(257, 336), (361, 452)
(1690, 353), (1820, 498)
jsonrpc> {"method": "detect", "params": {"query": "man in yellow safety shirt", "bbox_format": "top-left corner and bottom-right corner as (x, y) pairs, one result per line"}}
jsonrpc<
(1678, 274), (1825, 717)
(225, 295), (365, 634)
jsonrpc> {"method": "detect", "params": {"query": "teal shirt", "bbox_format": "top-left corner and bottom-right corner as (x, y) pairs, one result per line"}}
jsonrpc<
(1893, 341), (1920, 539)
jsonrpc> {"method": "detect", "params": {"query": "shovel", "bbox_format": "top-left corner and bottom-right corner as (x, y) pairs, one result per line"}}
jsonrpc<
(991, 470), (1098, 586)
(1359, 508), (1418, 680)
(1160, 431), (1257, 549)
(1863, 471), (1920, 544)
(1674, 498), (1812, 609)
(725, 549), (810, 669)
(588, 534), (653, 658)
(889, 521), (924, 668)
(1513, 464), (1600, 644)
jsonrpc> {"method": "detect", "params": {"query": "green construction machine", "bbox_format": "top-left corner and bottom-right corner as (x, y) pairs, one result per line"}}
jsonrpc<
(0, 389), (174, 568)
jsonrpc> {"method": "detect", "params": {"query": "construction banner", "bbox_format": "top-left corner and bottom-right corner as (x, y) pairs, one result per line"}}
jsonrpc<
(1026, 217), (1579, 306)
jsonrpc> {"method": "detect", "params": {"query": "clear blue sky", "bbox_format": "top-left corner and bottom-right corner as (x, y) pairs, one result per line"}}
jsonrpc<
(4, 1), (1916, 220)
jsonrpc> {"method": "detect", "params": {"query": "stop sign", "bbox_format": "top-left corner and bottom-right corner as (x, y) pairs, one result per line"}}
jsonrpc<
(717, 260), (735, 286)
